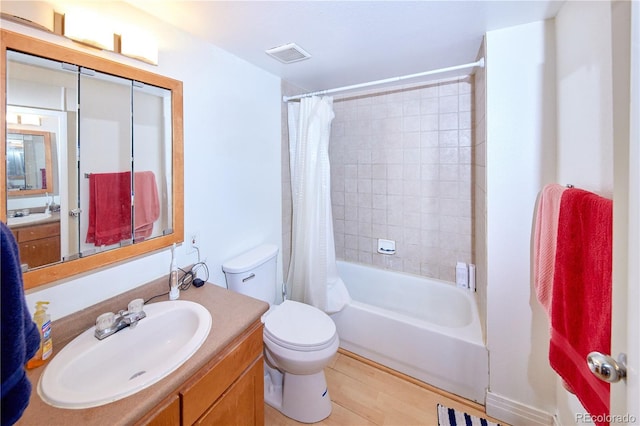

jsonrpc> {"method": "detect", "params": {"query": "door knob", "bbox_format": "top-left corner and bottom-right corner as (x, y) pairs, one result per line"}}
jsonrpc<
(587, 352), (627, 383)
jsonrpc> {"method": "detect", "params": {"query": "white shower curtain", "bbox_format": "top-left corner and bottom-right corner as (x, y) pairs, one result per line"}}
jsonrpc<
(287, 96), (351, 314)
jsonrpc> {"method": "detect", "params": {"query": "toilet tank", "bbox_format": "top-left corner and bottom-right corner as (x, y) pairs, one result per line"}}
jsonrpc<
(222, 244), (278, 305)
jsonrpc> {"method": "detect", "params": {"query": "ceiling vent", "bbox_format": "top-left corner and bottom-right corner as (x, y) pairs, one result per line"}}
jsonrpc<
(265, 43), (311, 64)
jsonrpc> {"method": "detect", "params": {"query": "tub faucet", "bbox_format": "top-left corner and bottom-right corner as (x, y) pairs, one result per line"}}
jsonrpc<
(94, 299), (146, 340)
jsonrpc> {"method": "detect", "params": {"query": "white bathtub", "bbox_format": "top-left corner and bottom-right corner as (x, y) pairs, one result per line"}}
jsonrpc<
(331, 261), (488, 403)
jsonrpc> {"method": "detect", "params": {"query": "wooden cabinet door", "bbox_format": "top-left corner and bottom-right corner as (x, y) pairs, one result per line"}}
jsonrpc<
(134, 394), (180, 426)
(19, 235), (60, 268)
(194, 357), (264, 426)
(14, 222), (61, 268)
(181, 323), (263, 425)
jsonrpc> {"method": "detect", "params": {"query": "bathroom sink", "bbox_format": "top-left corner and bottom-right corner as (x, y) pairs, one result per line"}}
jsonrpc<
(7, 212), (51, 226)
(38, 300), (212, 409)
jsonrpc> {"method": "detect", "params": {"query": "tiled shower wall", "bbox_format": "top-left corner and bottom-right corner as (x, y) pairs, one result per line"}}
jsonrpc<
(329, 77), (474, 282)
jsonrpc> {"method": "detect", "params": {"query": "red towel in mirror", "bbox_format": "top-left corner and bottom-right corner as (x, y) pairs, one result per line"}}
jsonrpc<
(133, 171), (160, 241)
(86, 172), (132, 246)
(549, 188), (612, 426)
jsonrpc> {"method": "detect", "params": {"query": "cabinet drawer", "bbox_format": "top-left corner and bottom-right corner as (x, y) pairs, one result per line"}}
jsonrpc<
(181, 321), (263, 426)
(16, 222), (60, 242)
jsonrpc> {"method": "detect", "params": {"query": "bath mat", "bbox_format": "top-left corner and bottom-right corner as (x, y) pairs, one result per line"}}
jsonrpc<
(437, 404), (500, 426)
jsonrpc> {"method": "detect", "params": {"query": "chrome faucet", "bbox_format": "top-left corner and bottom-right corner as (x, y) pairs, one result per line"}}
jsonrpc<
(94, 299), (146, 340)
(44, 192), (58, 213)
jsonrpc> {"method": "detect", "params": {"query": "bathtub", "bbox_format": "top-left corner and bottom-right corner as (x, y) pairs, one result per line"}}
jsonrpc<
(331, 261), (488, 403)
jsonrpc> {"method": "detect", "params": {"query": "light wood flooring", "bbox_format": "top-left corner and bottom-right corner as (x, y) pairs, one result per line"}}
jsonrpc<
(265, 350), (507, 426)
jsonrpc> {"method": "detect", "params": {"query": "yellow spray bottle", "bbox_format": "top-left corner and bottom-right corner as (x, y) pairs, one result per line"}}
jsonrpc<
(26, 301), (53, 369)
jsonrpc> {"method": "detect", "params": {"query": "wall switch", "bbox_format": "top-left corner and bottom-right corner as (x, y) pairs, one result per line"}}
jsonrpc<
(186, 232), (199, 255)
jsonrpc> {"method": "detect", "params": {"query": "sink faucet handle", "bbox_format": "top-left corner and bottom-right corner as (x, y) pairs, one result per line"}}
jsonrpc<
(96, 312), (116, 331)
(128, 298), (144, 314)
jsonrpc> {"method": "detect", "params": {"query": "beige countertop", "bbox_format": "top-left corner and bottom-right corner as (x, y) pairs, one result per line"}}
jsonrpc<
(7, 211), (61, 230)
(16, 275), (268, 426)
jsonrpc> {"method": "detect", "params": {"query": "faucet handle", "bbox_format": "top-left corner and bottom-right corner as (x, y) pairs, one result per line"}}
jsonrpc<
(128, 298), (144, 314)
(96, 312), (116, 332)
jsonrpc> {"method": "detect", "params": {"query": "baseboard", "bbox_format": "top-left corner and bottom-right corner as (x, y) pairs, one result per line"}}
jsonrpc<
(486, 391), (555, 425)
(553, 413), (562, 426)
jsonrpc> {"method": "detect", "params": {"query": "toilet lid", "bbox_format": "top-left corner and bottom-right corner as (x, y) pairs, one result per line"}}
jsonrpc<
(264, 300), (337, 350)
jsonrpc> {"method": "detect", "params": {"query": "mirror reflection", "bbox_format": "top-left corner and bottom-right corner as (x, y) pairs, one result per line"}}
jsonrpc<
(4, 34), (179, 283)
(5, 127), (62, 270)
(6, 129), (52, 194)
(6, 50), (76, 271)
(132, 82), (173, 243)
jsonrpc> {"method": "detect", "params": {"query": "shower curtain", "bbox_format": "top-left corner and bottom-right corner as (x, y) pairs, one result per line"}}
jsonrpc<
(287, 96), (351, 314)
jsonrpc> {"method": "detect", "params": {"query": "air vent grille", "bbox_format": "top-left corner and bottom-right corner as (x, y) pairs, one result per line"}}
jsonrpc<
(265, 43), (311, 64)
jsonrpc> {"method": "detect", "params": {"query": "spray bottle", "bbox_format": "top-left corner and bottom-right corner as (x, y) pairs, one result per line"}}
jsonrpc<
(27, 301), (53, 369)
(169, 243), (180, 300)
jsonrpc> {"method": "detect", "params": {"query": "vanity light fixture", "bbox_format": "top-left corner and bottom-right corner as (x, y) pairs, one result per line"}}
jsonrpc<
(6, 113), (41, 126)
(5, 6), (159, 66)
(6, 112), (19, 125)
(119, 28), (158, 66)
(19, 114), (42, 126)
(0, 1), (55, 32)
(63, 9), (114, 51)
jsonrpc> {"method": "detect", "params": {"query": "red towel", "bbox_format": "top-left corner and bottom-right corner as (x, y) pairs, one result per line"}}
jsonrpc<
(533, 184), (566, 317)
(133, 171), (160, 241)
(549, 188), (612, 425)
(86, 172), (132, 246)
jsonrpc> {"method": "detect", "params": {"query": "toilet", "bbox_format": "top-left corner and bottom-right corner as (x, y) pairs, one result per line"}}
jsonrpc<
(222, 244), (339, 423)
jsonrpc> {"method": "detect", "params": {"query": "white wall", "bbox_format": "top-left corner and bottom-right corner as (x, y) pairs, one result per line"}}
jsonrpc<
(555, 1), (614, 198)
(485, 20), (558, 425)
(2, 1), (282, 320)
(486, 4), (620, 424)
(554, 1), (615, 424)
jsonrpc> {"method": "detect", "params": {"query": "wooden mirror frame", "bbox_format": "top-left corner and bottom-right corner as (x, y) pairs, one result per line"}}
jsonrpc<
(1, 29), (184, 290)
(6, 128), (54, 196)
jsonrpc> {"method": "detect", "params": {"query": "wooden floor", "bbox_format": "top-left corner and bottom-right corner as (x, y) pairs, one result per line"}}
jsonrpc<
(265, 350), (507, 425)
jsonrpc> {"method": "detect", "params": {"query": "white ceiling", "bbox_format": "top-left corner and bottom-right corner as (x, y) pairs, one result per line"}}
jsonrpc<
(129, 1), (564, 93)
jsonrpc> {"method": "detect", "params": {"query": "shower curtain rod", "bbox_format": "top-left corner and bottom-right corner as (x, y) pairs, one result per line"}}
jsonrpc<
(283, 57), (485, 102)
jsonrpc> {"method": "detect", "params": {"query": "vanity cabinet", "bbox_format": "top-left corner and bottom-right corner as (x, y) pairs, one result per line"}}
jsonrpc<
(137, 319), (264, 426)
(11, 221), (60, 269)
(137, 394), (180, 426)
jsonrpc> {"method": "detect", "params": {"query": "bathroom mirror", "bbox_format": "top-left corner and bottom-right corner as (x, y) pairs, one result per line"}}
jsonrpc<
(1, 29), (184, 290)
(6, 129), (53, 195)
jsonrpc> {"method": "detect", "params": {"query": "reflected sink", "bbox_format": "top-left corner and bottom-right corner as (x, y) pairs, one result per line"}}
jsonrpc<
(38, 300), (212, 409)
(7, 212), (51, 226)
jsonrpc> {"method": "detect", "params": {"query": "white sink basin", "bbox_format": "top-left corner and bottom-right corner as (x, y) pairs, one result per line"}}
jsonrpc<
(7, 212), (51, 226)
(38, 300), (212, 409)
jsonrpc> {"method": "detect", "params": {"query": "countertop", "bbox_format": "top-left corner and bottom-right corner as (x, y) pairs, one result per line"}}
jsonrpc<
(16, 275), (269, 426)
(7, 211), (61, 230)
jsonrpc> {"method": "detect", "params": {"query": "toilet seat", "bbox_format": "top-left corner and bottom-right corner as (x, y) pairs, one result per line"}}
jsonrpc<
(264, 300), (337, 352)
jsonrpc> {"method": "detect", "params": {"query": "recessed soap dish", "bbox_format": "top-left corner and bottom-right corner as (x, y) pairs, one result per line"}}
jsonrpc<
(377, 239), (396, 255)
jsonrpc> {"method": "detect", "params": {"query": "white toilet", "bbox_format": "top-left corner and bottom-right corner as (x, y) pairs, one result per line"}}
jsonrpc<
(222, 244), (339, 423)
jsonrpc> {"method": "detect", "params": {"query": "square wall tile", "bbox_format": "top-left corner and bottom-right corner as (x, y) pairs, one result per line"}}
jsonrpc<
(294, 77), (477, 283)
